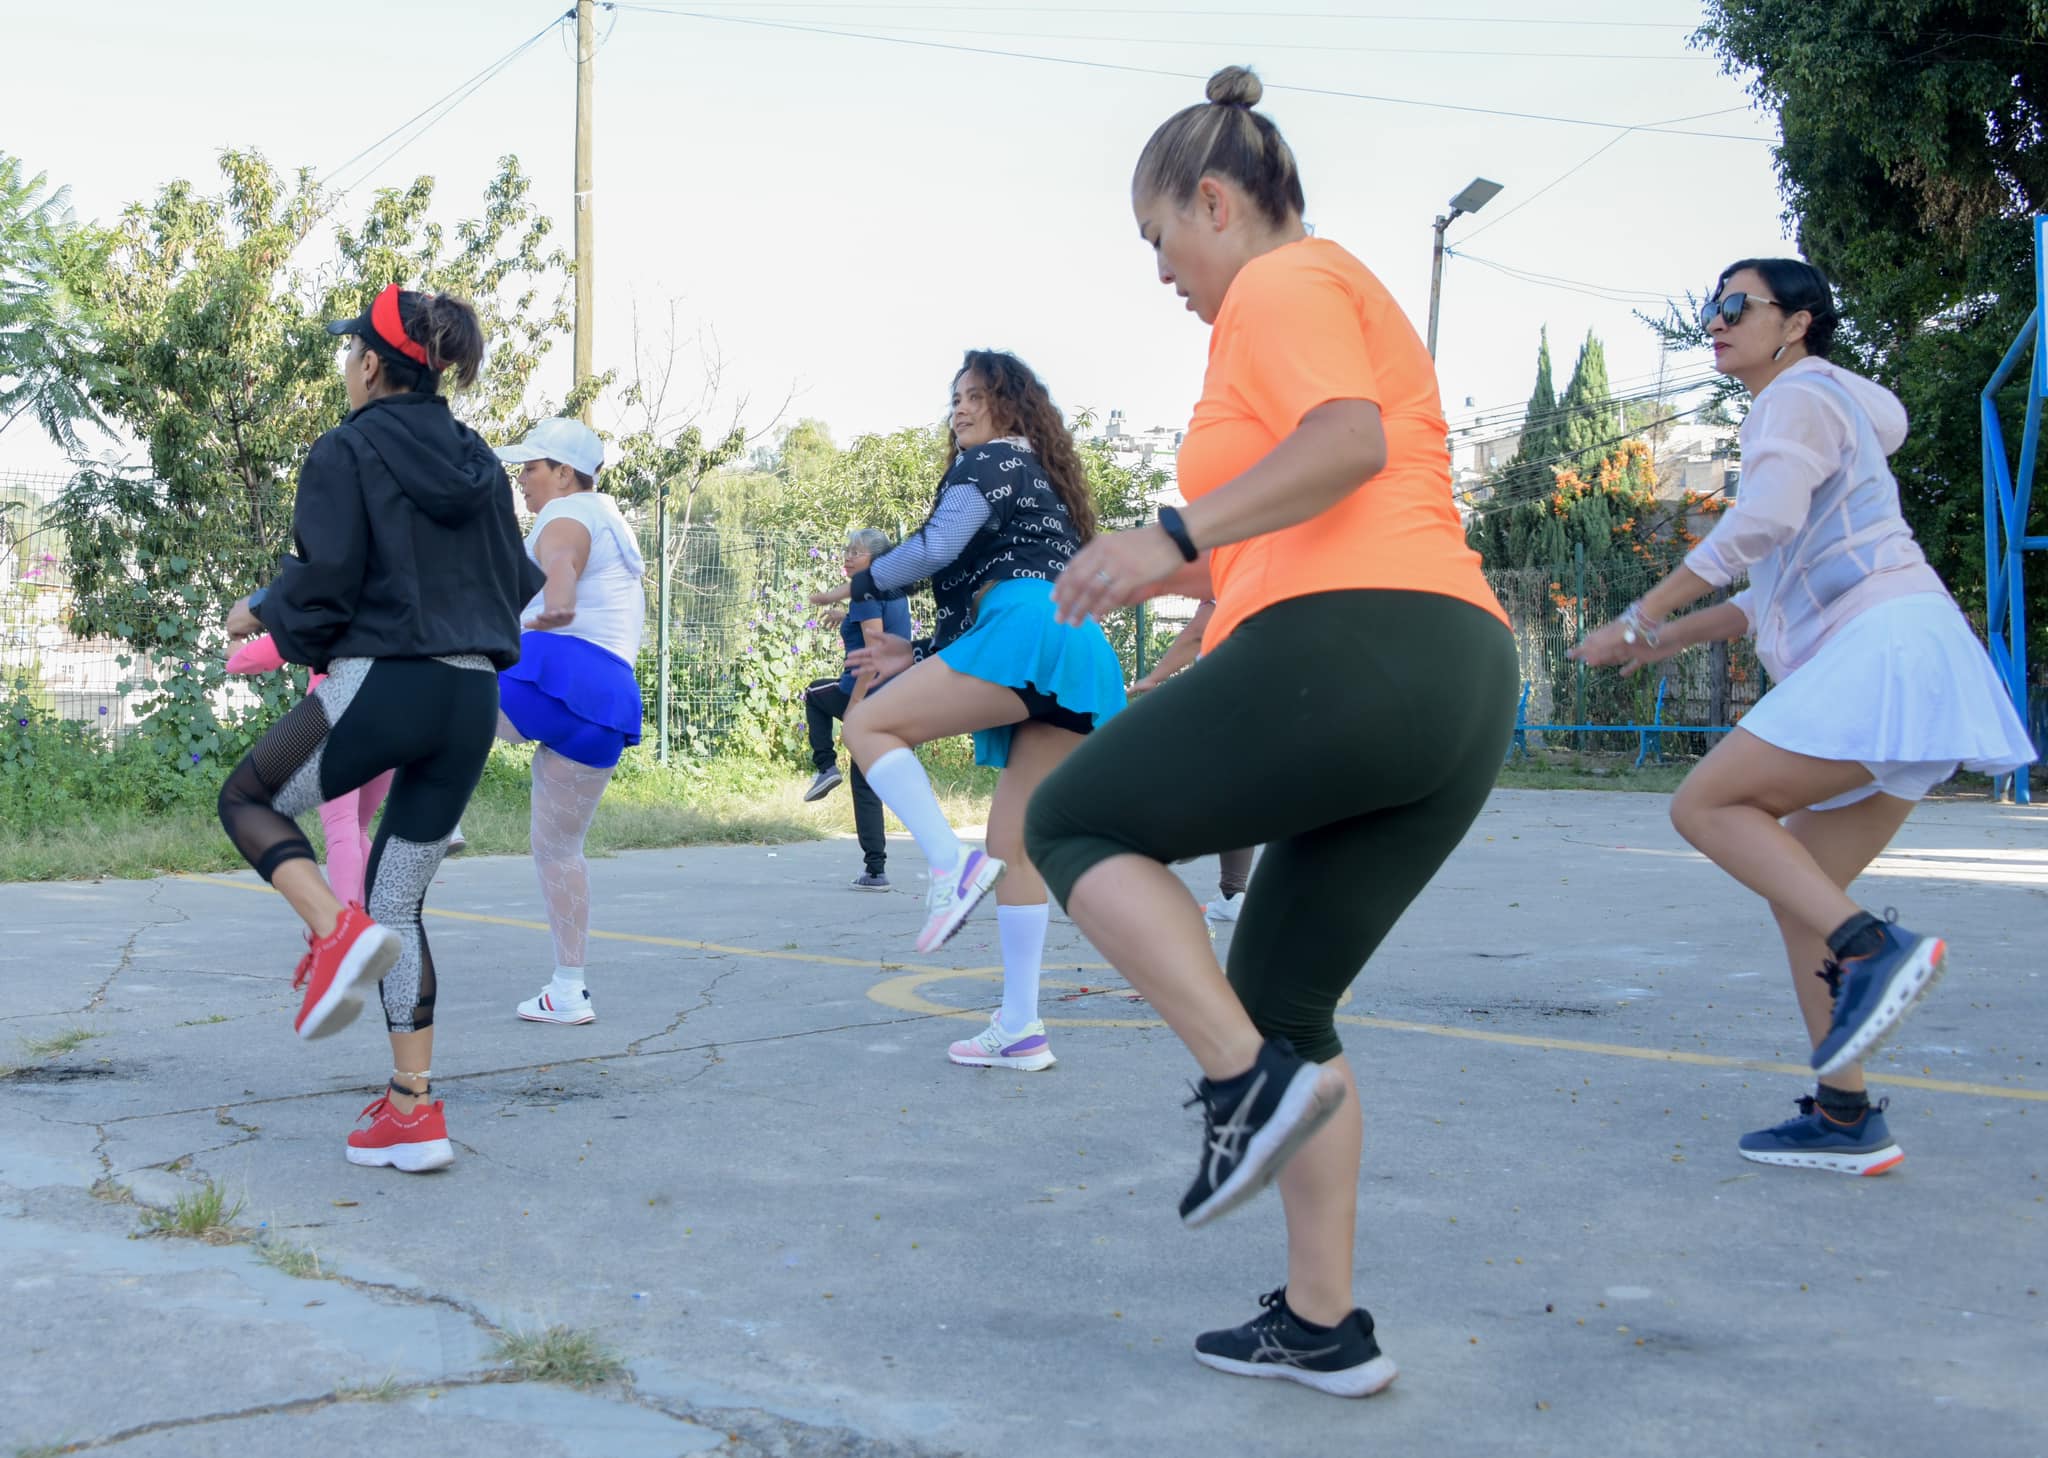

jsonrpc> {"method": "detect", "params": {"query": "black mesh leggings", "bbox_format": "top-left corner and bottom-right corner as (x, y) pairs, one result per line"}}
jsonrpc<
(218, 656), (500, 1033)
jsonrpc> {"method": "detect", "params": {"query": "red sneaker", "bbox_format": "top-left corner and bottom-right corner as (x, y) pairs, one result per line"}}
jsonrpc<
(345, 1096), (455, 1172)
(292, 904), (400, 1041)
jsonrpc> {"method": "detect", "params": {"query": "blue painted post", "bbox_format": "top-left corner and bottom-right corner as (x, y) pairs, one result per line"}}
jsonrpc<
(1979, 215), (2048, 803)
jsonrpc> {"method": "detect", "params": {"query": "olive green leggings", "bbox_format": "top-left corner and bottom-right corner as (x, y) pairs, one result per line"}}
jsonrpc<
(1026, 589), (1518, 1063)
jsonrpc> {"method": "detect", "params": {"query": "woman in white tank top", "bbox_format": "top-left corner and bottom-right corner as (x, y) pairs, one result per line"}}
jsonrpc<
(491, 417), (648, 1029)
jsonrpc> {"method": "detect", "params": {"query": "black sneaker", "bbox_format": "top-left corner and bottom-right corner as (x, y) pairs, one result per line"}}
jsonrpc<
(803, 767), (844, 802)
(1194, 1289), (1398, 1398)
(1179, 1038), (1347, 1228)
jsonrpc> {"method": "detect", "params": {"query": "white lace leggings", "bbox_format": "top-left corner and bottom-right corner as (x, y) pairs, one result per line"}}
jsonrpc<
(499, 713), (615, 968)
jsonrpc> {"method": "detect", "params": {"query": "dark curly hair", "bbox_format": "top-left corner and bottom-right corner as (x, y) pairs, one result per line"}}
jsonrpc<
(943, 350), (1098, 543)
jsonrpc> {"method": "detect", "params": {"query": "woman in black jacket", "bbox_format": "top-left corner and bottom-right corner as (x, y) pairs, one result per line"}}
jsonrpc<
(217, 284), (543, 1174)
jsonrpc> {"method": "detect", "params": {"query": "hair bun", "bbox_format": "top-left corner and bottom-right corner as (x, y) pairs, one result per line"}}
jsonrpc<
(1206, 65), (1262, 108)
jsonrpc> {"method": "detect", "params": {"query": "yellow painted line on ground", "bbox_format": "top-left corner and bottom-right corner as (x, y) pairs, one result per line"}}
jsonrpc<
(178, 873), (2043, 1104)
(177, 872), (1120, 978)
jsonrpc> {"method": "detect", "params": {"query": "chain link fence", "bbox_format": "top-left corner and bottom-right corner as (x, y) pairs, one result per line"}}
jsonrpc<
(9, 465), (2041, 776)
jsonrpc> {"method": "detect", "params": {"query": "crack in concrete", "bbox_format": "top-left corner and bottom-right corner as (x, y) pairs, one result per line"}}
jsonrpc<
(62, 1011), (953, 1131)
(626, 964), (745, 1057)
(83, 880), (192, 1016)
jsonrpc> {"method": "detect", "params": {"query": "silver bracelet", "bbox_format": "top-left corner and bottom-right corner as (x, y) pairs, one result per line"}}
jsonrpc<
(1618, 601), (1663, 649)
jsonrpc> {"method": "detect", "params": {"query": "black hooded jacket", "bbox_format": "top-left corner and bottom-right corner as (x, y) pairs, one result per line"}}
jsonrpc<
(256, 393), (545, 672)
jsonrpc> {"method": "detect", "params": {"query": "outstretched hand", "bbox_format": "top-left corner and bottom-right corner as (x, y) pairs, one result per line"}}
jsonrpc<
(844, 631), (915, 684)
(1568, 619), (1678, 679)
(1052, 525), (1184, 626)
(225, 597), (262, 640)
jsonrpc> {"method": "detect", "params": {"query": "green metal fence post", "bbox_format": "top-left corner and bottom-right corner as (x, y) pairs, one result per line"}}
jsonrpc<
(656, 480), (672, 765)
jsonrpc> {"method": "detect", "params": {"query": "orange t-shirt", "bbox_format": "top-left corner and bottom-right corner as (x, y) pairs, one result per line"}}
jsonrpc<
(1177, 237), (1507, 649)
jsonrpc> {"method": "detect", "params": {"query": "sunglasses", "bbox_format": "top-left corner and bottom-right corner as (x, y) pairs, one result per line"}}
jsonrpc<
(1698, 292), (1782, 330)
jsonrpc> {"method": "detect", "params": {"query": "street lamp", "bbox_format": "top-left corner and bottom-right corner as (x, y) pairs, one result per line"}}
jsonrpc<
(1426, 177), (1503, 360)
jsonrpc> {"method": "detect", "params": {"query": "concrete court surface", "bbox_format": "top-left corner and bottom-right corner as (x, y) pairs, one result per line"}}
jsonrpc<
(2, 787), (2045, 1458)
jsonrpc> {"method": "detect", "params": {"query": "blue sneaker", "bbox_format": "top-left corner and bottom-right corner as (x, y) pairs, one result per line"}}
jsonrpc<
(1812, 919), (1947, 1076)
(1738, 1096), (1903, 1176)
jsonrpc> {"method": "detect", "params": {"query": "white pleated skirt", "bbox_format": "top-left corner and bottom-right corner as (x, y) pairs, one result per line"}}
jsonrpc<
(1738, 593), (2038, 810)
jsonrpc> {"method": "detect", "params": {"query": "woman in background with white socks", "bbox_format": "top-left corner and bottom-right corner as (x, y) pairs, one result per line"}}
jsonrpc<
(811, 349), (1125, 1071)
(492, 417), (647, 1027)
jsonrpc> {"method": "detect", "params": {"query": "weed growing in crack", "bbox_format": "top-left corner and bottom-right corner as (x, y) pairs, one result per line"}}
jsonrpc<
(15, 1441), (79, 1457)
(334, 1374), (403, 1403)
(176, 1014), (231, 1027)
(18, 1026), (100, 1060)
(138, 1180), (247, 1244)
(254, 1236), (323, 1280)
(89, 1177), (134, 1205)
(490, 1325), (627, 1388)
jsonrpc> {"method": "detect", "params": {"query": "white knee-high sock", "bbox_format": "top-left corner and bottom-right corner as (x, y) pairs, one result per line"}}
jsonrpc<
(997, 902), (1049, 1031)
(863, 747), (963, 873)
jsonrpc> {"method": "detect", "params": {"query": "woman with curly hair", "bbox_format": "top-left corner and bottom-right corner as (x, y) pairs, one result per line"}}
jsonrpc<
(810, 350), (1125, 1071)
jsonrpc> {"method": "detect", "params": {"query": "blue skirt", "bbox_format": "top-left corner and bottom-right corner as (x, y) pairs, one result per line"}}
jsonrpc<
(937, 579), (1127, 768)
(500, 632), (643, 767)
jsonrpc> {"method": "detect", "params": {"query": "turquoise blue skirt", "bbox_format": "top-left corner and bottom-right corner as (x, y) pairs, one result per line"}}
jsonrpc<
(937, 579), (1127, 768)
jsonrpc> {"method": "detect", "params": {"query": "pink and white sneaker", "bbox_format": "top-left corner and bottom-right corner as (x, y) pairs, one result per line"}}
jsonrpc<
(915, 849), (1005, 953)
(948, 1016), (1056, 1072)
(345, 1095), (454, 1172)
(292, 904), (400, 1041)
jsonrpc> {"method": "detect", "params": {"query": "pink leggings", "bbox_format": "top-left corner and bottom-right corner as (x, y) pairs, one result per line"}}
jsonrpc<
(317, 771), (394, 906)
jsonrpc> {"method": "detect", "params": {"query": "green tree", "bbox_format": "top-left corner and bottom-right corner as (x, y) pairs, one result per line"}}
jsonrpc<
(1697, 0), (2048, 664)
(0, 153), (105, 453)
(1555, 330), (1620, 471)
(52, 150), (575, 778)
(1516, 325), (1561, 465)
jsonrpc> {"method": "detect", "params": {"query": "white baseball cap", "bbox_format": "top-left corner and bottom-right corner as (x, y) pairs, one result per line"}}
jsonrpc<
(495, 417), (604, 478)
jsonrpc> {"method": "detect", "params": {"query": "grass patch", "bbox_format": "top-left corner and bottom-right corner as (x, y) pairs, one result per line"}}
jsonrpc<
(1, 741), (1003, 884)
(334, 1375), (402, 1403)
(138, 1180), (247, 1244)
(489, 1325), (627, 1389)
(1495, 754), (1692, 794)
(18, 1026), (100, 1060)
(176, 1014), (232, 1027)
(254, 1236), (324, 1280)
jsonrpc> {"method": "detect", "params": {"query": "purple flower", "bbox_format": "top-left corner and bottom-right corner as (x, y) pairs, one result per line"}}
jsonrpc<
(190, 752), (201, 763)
(181, 661), (192, 672)
(808, 547), (822, 559)
(742, 646), (752, 655)
(98, 706), (108, 716)
(788, 645), (798, 656)
(804, 619), (818, 629)
(41, 552), (53, 561)
(15, 718), (25, 728)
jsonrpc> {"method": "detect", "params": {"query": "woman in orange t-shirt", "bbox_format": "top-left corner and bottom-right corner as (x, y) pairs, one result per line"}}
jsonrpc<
(1028, 66), (1519, 1397)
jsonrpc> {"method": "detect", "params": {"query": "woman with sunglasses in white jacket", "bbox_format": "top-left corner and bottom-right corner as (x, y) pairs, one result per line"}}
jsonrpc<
(1571, 257), (2034, 1177)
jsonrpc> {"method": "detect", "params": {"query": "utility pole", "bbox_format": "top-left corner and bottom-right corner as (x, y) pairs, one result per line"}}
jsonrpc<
(573, 0), (596, 422)
(1425, 178), (1504, 361)
(1426, 213), (1452, 360)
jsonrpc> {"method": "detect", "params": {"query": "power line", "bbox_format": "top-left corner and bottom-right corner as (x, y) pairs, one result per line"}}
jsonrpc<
(1453, 103), (1754, 247)
(615, 5), (1772, 139)
(708, 17), (1718, 61)
(1448, 250), (1686, 307)
(1447, 362), (1721, 428)
(320, 11), (571, 196)
(657, 5), (1697, 26)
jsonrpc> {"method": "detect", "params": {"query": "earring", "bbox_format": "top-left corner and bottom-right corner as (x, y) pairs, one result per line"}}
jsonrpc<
(1772, 343), (1788, 362)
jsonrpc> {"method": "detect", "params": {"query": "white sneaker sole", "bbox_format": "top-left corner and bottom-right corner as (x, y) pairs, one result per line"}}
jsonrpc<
(1184, 1062), (1349, 1229)
(345, 1138), (454, 1173)
(518, 1008), (596, 1025)
(296, 926), (401, 1042)
(1738, 1142), (1904, 1176)
(1814, 937), (1946, 1077)
(948, 1047), (1057, 1071)
(915, 855), (1006, 953)
(1193, 1349), (1399, 1398)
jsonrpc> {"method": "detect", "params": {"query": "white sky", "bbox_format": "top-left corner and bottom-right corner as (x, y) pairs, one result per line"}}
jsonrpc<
(2, 0), (1789, 474)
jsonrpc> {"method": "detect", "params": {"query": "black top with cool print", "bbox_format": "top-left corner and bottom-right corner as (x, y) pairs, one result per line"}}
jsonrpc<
(848, 440), (1083, 653)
